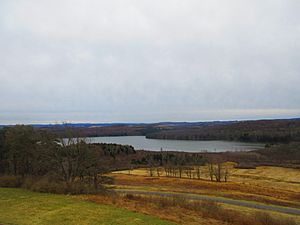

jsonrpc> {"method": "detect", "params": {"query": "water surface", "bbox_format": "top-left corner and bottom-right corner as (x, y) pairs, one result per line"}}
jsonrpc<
(88, 136), (264, 152)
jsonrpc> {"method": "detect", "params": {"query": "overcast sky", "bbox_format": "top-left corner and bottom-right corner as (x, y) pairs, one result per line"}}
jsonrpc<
(0, 0), (300, 124)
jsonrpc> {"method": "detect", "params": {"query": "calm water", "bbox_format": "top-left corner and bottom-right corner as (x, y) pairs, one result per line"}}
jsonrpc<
(87, 136), (264, 152)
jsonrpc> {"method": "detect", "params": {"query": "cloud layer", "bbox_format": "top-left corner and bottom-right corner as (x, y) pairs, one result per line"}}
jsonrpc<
(0, 0), (300, 124)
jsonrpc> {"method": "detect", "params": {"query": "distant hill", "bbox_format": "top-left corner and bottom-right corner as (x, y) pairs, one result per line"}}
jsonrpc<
(146, 119), (300, 143)
(2, 118), (300, 143)
(21, 120), (236, 128)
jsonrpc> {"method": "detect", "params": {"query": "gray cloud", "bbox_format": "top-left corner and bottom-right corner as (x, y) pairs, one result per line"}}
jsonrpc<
(0, 0), (300, 124)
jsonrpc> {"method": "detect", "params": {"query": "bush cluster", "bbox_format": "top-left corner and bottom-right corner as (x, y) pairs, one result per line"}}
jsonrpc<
(0, 175), (111, 194)
(123, 194), (297, 225)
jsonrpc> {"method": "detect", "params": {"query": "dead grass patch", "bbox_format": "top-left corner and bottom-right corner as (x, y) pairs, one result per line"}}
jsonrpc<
(80, 193), (297, 225)
(110, 171), (300, 208)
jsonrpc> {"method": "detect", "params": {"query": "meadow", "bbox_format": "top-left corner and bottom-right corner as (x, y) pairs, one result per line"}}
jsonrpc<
(107, 165), (300, 224)
(112, 165), (300, 208)
(0, 188), (175, 225)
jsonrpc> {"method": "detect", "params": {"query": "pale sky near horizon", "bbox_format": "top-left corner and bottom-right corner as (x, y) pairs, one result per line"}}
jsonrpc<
(0, 0), (300, 124)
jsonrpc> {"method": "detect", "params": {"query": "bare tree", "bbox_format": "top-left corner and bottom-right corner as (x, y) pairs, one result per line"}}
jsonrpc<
(148, 166), (154, 177)
(224, 165), (230, 182)
(184, 167), (192, 179)
(156, 167), (161, 177)
(195, 166), (201, 180)
(213, 163), (222, 182)
(208, 163), (214, 181)
(178, 166), (183, 178)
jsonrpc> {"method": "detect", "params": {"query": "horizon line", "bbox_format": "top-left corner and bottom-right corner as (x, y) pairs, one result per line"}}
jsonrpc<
(1, 117), (300, 126)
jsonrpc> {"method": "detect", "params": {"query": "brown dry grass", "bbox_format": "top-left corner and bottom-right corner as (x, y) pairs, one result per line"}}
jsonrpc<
(115, 165), (300, 192)
(229, 166), (300, 192)
(78, 193), (297, 225)
(111, 165), (300, 208)
(110, 173), (299, 207)
(78, 194), (226, 225)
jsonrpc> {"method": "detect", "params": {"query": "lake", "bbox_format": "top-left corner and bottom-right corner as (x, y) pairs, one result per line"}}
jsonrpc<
(87, 136), (264, 152)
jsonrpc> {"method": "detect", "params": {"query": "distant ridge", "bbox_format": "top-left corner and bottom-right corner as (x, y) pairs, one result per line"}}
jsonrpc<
(1, 117), (299, 128)
(11, 121), (236, 128)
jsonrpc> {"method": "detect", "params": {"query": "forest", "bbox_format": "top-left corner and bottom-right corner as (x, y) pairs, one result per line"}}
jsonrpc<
(145, 119), (300, 143)
(35, 119), (300, 143)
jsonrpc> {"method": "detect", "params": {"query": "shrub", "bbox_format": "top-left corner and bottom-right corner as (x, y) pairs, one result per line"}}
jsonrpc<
(29, 177), (109, 195)
(156, 197), (173, 208)
(21, 176), (35, 189)
(254, 212), (297, 225)
(0, 175), (109, 195)
(171, 196), (188, 207)
(198, 201), (222, 218)
(234, 163), (257, 169)
(29, 177), (68, 194)
(124, 193), (137, 200)
(98, 176), (114, 184)
(123, 195), (297, 225)
(0, 175), (23, 187)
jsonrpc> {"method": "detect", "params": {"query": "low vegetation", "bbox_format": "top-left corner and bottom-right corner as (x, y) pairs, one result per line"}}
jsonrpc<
(83, 192), (298, 225)
(0, 187), (174, 225)
(112, 166), (300, 208)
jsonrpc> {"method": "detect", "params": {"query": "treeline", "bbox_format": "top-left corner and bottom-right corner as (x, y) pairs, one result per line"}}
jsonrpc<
(0, 125), (136, 194)
(132, 151), (230, 182)
(133, 152), (229, 182)
(38, 124), (159, 138)
(255, 142), (300, 165)
(146, 119), (300, 143)
(132, 151), (205, 167)
(144, 164), (230, 182)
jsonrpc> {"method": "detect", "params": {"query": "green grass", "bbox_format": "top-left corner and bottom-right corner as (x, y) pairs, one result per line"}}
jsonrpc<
(0, 188), (176, 225)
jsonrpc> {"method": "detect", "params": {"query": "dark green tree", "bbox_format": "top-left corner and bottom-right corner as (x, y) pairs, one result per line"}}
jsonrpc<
(0, 128), (8, 173)
(5, 125), (37, 176)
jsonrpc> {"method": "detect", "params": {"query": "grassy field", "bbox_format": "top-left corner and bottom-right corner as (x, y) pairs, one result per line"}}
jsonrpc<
(81, 191), (299, 225)
(80, 194), (228, 225)
(1, 165), (299, 225)
(111, 165), (300, 208)
(107, 166), (300, 224)
(114, 164), (300, 191)
(0, 188), (175, 225)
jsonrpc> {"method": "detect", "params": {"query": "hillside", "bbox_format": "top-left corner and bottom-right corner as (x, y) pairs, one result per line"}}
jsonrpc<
(31, 118), (300, 143)
(146, 119), (300, 143)
(0, 188), (174, 225)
